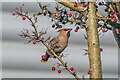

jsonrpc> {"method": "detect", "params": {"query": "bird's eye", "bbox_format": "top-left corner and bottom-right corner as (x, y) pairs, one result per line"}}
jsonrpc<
(64, 30), (68, 31)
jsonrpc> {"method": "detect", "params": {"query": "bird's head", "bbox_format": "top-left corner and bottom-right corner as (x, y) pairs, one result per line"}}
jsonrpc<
(57, 28), (72, 37)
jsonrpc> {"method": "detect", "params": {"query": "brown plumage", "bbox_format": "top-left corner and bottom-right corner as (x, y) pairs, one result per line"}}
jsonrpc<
(41, 28), (72, 63)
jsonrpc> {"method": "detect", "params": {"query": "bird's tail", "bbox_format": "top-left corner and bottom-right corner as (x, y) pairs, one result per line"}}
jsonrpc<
(41, 52), (50, 63)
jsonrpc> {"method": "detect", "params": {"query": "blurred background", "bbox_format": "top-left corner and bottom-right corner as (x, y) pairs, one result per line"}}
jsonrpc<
(0, 0), (119, 79)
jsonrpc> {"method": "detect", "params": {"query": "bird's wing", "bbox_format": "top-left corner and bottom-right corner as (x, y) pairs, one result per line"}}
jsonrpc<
(48, 37), (60, 49)
(48, 37), (63, 53)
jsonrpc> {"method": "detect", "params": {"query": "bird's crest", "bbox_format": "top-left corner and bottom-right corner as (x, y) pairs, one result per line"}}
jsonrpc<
(57, 28), (71, 32)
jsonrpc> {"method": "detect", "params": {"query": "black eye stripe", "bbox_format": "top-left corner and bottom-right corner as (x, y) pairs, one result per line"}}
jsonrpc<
(64, 30), (68, 31)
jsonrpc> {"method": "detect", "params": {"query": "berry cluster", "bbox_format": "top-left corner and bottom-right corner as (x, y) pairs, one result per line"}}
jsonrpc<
(51, 66), (75, 74)
(52, 66), (61, 73)
(74, 26), (79, 32)
(98, 2), (117, 23)
(12, 13), (26, 20)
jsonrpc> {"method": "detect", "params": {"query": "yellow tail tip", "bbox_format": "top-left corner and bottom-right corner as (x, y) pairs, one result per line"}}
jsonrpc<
(41, 60), (47, 63)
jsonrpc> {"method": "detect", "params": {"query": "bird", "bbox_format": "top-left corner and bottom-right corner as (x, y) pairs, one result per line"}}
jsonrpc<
(41, 28), (72, 63)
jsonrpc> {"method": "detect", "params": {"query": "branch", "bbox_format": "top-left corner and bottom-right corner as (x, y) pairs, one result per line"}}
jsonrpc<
(15, 11), (38, 37)
(98, 20), (107, 32)
(55, 0), (87, 12)
(40, 40), (80, 80)
(13, 5), (80, 80)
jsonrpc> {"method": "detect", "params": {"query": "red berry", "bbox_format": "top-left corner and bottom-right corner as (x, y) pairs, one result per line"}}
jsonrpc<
(53, 56), (56, 59)
(52, 24), (55, 28)
(102, 29), (105, 32)
(64, 11), (67, 14)
(114, 19), (117, 22)
(55, 23), (59, 25)
(69, 14), (72, 17)
(74, 29), (78, 32)
(42, 38), (44, 40)
(83, 4), (87, 7)
(76, 26), (79, 29)
(58, 70), (61, 73)
(105, 9), (108, 12)
(70, 67), (74, 71)
(119, 30), (120, 33)
(111, 11), (115, 15)
(33, 41), (36, 44)
(87, 71), (90, 74)
(22, 17), (26, 20)
(97, 25), (99, 28)
(100, 48), (103, 52)
(74, 4), (77, 7)
(70, 9), (73, 11)
(42, 55), (46, 59)
(111, 15), (114, 19)
(52, 67), (55, 71)
(12, 13), (15, 16)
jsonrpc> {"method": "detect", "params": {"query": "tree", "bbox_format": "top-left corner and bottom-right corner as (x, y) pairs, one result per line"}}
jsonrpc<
(11, 0), (120, 79)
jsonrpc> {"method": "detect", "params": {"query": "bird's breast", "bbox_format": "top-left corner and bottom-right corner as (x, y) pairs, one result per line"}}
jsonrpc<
(58, 36), (68, 48)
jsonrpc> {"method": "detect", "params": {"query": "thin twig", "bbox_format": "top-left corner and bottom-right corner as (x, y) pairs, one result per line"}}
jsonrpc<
(98, 20), (107, 32)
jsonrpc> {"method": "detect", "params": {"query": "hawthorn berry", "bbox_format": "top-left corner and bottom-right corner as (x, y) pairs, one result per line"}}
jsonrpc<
(99, 2), (102, 5)
(52, 67), (56, 71)
(69, 14), (72, 17)
(87, 71), (90, 74)
(58, 70), (61, 73)
(111, 15), (114, 19)
(100, 48), (103, 52)
(102, 29), (105, 32)
(70, 67), (74, 71)
(43, 13), (46, 16)
(74, 4), (77, 7)
(55, 23), (59, 26)
(74, 29), (78, 32)
(64, 11), (67, 14)
(33, 41), (36, 44)
(95, 5), (98, 8)
(76, 26), (79, 29)
(62, 22), (66, 24)
(83, 4), (87, 7)
(97, 25), (99, 28)
(22, 17), (26, 20)
(111, 11), (115, 15)
(41, 38), (44, 40)
(42, 55), (46, 59)
(105, 9), (108, 12)
(52, 24), (55, 28)
(53, 56), (56, 59)
(70, 9), (73, 11)
(96, 9), (98, 11)
(119, 30), (120, 33)
(114, 19), (117, 22)
(12, 13), (15, 16)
